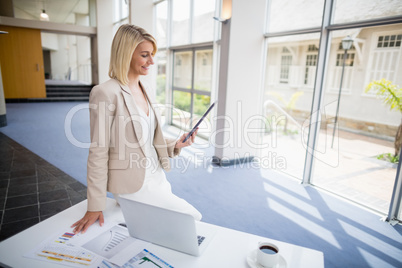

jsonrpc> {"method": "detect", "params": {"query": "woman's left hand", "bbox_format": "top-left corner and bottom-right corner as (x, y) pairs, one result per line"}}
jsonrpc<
(175, 128), (198, 149)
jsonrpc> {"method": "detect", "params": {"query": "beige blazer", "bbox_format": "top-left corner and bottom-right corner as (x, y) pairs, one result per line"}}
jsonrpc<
(86, 78), (180, 211)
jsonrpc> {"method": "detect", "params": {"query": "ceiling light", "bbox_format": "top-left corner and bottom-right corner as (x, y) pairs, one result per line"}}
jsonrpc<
(40, 9), (49, 21)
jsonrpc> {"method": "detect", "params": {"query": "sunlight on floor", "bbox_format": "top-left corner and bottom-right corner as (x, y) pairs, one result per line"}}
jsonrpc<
(266, 198), (341, 249)
(263, 182), (324, 221)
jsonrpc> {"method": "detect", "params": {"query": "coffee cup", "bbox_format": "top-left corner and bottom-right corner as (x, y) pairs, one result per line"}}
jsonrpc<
(256, 242), (281, 267)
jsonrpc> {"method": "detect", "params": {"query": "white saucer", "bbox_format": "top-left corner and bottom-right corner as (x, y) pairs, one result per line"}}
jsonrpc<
(246, 249), (287, 268)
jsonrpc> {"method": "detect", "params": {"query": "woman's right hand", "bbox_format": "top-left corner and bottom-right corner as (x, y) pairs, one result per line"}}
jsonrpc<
(71, 211), (104, 234)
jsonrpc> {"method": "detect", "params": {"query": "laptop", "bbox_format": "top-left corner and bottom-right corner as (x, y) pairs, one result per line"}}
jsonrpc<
(118, 198), (215, 256)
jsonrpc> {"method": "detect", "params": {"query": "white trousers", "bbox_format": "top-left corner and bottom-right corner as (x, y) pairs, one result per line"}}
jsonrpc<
(113, 168), (202, 221)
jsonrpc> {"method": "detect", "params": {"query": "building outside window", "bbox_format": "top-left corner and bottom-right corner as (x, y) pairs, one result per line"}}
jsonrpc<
(327, 42), (356, 94)
(280, 48), (292, 84)
(367, 32), (402, 86)
(263, 0), (402, 218)
(304, 45), (318, 86)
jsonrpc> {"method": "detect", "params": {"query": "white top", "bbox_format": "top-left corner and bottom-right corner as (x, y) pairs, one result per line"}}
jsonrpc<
(118, 96), (202, 221)
(135, 97), (160, 176)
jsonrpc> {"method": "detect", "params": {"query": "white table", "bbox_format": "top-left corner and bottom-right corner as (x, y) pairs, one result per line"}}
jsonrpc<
(0, 198), (324, 268)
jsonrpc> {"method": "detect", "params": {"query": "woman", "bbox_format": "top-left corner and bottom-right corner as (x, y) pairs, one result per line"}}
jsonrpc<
(72, 24), (201, 234)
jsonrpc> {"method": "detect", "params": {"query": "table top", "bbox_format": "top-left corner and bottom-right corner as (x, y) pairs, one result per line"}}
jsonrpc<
(0, 198), (324, 268)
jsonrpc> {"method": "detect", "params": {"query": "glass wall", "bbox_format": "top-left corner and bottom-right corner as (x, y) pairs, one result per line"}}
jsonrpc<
(193, 0), (215, 43)
(156, 50), (167, 104)
(155, 1), (168, 48)
(154, 0), (216, 138)
(171, 0), (215, 45)
(11, 0), (95, 86)
(313, 27), (401, 214)
(264, 0), (402, 216)
(172, 48), (212, 136)
(113, 0), (129, 32)
(113, 0), (129, 24)
(41, 33), (92, 85)
(333, 0), (402, 24)
(264, 0), (323, 180)
(171, 0), (191, 46)
(267, 0), (323, 32)
(263, 34), (318, 179)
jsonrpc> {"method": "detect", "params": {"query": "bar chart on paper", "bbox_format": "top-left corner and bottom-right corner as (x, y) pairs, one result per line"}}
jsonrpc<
(83, 225), (133, 259)
(103, 229), (128, 252)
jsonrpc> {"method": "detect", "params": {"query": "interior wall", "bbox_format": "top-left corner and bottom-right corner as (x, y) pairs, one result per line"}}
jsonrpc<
(215, 0), (267, 161)
(95, 0), (114, 84)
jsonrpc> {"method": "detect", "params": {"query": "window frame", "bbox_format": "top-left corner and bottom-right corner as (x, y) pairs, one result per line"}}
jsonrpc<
(364, 30), (402, 93)
(264, 0), (402, 221)
(171, 46), (213, 131)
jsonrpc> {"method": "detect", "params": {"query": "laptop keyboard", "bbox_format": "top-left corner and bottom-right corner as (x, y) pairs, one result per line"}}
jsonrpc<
(197, 235), (205, 246)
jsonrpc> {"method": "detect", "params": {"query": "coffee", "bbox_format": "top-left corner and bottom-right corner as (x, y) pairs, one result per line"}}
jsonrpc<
(259, 245), (278, 255)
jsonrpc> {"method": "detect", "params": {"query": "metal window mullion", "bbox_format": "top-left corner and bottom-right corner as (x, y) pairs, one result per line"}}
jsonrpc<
(169, 42), (213, 51)
(302, 0), (335, 184)
(386, 147), (402, 223)
(167, 0), (173, 125)
(170, 49), (176, 125)
(167, 0), (172, 48)
(190, 49), (196, 127)
(172, 86), (192, 93)
(265, 27), (321, 38)
(327, 15), (402, 31)
(193, 89), (211, 96)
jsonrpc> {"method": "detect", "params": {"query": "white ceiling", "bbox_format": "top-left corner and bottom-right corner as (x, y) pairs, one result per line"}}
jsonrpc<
(12, 0), (89, 24)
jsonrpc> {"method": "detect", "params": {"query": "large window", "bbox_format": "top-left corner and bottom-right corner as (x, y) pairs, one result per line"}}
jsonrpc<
(155, 1), (168, 48)
(314, 26), (401, 214)
(264, 0), (402, 219)
(193, 0), (216, 43)
(267, 0), (324, 32)
(154, 0), (217, 138)
(113, 0), (129, 32)
(171, 0), (216, 45)
(264, 34), (318, 179)
(172, 48), (213, 137)
(171, 0), (191, 46)
(41, 33), (92, 84)
(333, 0), (402, 24)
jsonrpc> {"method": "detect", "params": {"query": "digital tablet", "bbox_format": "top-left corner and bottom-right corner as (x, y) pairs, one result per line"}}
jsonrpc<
(182, 101), (217, 143)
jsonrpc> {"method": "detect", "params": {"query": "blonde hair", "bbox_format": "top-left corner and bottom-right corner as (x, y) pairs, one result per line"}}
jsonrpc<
(108, 24), (157, 85)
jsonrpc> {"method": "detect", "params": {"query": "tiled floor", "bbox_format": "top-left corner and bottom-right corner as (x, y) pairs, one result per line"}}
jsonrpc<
(0, 132), (87, 241)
